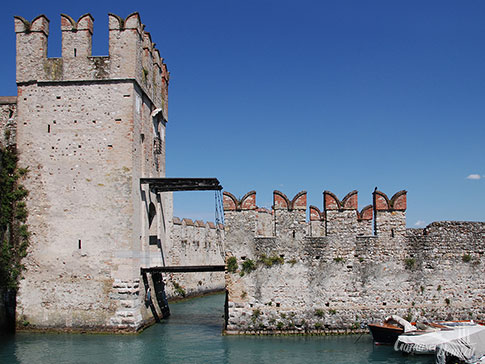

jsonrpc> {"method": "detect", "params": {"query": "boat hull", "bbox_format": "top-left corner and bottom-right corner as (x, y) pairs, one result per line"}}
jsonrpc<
(368, 323), (404, 345)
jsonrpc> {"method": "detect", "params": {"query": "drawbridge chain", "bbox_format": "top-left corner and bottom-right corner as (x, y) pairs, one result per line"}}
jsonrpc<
(215, 190), (224, 226)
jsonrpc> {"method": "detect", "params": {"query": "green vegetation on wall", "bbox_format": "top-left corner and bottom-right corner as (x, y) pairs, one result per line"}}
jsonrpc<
(227, 256), (238, 273)
(259, 254), (284, 267)
(0, 144), (29, 290)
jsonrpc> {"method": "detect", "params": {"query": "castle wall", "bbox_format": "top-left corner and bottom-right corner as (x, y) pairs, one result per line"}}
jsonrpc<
(163, 217), (225, 299)
(223, 190), (485, 334)
(13, 13), (171, 332)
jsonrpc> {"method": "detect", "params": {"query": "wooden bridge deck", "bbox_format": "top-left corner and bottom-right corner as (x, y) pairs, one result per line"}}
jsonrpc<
(141, 265), (225, 273)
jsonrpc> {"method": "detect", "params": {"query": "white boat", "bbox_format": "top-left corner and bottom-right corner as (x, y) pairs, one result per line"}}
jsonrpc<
(395, 322), (485, 364)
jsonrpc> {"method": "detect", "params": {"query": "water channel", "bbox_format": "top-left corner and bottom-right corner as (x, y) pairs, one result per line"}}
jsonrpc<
(0, 293), (433, 364)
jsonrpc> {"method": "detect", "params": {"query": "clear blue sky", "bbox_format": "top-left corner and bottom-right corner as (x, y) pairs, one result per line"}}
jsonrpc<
(1, 1), (484, 226)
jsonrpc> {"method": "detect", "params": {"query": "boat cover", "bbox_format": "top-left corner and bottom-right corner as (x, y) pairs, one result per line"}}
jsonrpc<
(435, 326), (485, 364)
(395, 324), (485, 364)
(385, 315), (416, 333)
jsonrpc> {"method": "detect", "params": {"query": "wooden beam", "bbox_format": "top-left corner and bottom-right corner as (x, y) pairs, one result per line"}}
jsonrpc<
(141, 265), (225, 273)
(140, 178), (222, 192)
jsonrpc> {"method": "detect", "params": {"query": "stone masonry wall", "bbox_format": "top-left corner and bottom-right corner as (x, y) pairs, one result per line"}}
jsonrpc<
(13, 13), (171, 332)
(164, 217), (225, 299)
(223, 189), (485, 334)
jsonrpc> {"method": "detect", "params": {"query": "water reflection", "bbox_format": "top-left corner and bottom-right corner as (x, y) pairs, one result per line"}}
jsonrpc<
(0, 294), (433, 364)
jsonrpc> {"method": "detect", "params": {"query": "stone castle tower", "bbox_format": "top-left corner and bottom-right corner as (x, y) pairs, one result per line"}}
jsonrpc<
(13, 13), (171, 331)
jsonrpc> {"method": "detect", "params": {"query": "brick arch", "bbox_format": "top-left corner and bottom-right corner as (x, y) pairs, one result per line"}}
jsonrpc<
(390, 190), (407, 211)
(323, 191), (341, 210)
(108, 13), (125, 29)
(14, 16), (32, 32)
(358, 205), (373, 221)
(223, 191), (257, 211)
(61, 13), (93, 32)
(240, 190), (256, 210)
(77, 14), (94, 29)
(273, 190), (290, 210)
(60, 14), (77, 29)
(291, 191), (307, 210)
(341, 190), (358, 210)
(223, 191), (238, 211)
(373, 190), (390, 211)
(125, 12), (141, 29)
(14, 15), (49, 33)
(309, 205), (323, 221)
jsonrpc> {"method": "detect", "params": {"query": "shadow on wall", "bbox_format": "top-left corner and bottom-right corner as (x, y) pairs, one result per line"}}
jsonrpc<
(0, 288), (16, 334)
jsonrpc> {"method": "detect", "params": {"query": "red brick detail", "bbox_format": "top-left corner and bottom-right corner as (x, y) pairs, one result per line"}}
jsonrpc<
(240, 191), (257, 210)
(390, 190), (407, 211)
(125, 12), (141, 29)
(33, 15), (50, 34)
(208, 222), (216, 229)
(257, 208), (272, 214)
(195, 220), (205, 227)
(373, 191), (390, 211)
(172, 217), (182, 225)
(309, 205), (323, 221)
(323, 191), (340, 210)
(223, 192), (237, 211)
(78, 14), (94, 33)
(61, 13), (94, 33)
(60, 14), (74, 29)
(291, 191), (307, 210)
(342, 190), (358, 210)
(273, 190), (290, 210)
(15, 15), (50, 34)
(358, 205), (373, 221)
(223, 191), (257, 211)
(182, 218), (194, 226)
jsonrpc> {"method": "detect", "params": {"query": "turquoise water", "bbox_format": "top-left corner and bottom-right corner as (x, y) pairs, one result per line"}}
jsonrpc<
(0, 293), (433, 364)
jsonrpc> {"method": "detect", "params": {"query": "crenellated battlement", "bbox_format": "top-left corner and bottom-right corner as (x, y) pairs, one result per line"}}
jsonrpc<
(223, 188), (405, 239)
(61, 14), (94, 59)
(373, 189), (407, 237)
(14, 13), (168, 109)
(223, 191), (257, 211)
(172, 216), (223, 231)
(323, 190), (357, 210)
(224, 189), (485, 334)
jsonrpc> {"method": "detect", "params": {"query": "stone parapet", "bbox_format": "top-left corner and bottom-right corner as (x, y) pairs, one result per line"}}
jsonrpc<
(223, 188), (485, 334)
(164, 217), (225, 299)
(225, 219), (485, 333)
(223, 189), (404, 241)
(373, 190), (407, 237)
(14, 13), (168, 112)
